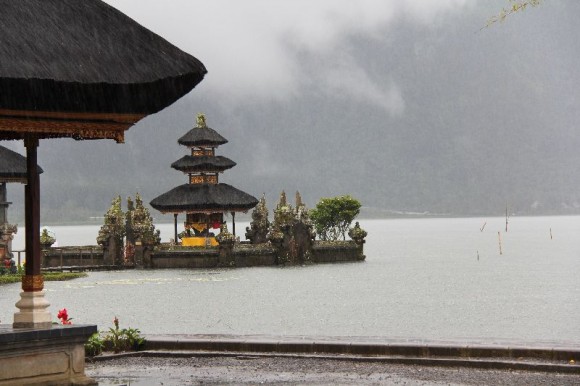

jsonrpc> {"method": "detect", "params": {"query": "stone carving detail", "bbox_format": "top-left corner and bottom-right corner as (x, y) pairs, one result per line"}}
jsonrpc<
(99, 194), (161, 267)
(0, 223), (17, 265)
(130, 193), (161, 247)
(216, 223), (236, 266)
(268, 191), (315, 265)
(22, 274), (44, 291)
(348, 221), (368, 261)
(245, 194), (270, 244)
(97, 196), (125, 265)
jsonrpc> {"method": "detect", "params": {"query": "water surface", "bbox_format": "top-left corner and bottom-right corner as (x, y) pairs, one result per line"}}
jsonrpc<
(2, 216), (579, 344)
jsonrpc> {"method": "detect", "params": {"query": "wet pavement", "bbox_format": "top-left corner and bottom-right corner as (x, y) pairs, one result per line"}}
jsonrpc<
(86, 334), (580, 385)
(87, 355), (580, 385)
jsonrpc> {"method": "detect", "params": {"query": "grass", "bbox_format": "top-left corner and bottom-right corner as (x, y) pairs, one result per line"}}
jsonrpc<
(0, 272), (87, 285)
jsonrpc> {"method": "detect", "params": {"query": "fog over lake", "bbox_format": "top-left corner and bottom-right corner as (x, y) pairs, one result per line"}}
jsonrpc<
(4, 1), (580, 223)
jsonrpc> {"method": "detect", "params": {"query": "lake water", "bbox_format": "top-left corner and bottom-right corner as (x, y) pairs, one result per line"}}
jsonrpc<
(1, 216), (579, 345)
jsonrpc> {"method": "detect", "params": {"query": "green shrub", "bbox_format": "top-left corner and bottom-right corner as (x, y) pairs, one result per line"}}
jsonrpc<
(310, 195), (361, 241)
(85, 333), (105, 357)
(85, 317), (145, 357)
(0, 272), (86, 286)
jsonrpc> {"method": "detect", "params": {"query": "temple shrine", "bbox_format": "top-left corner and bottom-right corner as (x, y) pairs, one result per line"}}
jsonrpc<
(150, 114), (258, 247)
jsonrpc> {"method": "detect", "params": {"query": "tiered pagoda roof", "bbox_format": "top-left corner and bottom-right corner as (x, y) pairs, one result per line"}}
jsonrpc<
(177, 126), (228, 147)
(0, 145), (43, 182)
(171, 155), (236, 173)
(150, 183), (258, 213)
(150, 114), (258, 216)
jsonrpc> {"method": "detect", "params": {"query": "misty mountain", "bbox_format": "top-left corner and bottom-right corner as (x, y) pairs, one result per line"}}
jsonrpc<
(5, 1), (580, 223)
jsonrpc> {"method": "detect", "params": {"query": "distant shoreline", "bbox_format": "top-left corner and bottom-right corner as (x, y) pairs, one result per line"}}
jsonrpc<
(14, 212), (580, 227)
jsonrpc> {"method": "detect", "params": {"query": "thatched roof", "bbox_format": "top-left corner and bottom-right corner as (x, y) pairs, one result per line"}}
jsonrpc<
(171, 155), (236, 173)
(150, 183), (258, 213)
(0, 145), (43, 182)
(178, 127), (228, 147)
(0, 0), (207, 142)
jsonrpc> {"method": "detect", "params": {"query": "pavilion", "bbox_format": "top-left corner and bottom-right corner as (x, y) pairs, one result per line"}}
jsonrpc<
(150, 114), (258, 246)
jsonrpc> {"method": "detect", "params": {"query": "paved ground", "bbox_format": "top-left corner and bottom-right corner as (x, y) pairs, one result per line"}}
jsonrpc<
(86, 335), (580, 385)
(87, 355), (580, 385)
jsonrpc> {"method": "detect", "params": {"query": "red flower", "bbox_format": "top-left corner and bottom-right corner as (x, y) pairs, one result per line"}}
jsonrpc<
(57, 308), (72, 325)
(57, 308), (68, 321)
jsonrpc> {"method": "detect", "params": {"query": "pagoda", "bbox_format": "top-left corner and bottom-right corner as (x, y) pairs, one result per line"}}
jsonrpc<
(150, 114), (258, 246)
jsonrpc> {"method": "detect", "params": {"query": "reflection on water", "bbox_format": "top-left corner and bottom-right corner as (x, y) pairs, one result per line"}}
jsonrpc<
(2, 217), (580, 344)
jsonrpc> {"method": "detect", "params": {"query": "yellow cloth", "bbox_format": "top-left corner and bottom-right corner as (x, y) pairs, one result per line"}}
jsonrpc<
(182, 237), (218, 247)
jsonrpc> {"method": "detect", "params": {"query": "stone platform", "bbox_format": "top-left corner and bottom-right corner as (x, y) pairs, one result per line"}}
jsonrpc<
(0, 324), (97, 385)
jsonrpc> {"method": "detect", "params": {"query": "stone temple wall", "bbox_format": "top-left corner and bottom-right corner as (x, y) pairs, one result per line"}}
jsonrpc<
(39, 239), (365, 269)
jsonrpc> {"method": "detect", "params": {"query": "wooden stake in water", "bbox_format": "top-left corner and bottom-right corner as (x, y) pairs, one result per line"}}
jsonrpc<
(550, 228), (553, 240)
(498, 231), (503, 255)
(480, 221), (487, 232)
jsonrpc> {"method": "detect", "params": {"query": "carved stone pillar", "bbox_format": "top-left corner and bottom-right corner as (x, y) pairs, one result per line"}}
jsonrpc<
(14, 136), (51, 329)
(0, 223), (17, 266)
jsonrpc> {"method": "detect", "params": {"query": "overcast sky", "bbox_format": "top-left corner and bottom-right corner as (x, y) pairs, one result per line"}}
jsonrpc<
(104, 0), (476, 116)
(10, 0), (574, 221)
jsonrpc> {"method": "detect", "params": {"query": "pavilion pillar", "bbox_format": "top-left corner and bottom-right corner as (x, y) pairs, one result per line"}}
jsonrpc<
(0, 182), (8, 224)
(174, 213), (178, 243)
(13, 135), (51, 329)
(231, 211), (236, 237)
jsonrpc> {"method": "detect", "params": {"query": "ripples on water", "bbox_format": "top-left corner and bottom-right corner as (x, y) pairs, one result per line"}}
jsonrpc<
(2, 217), (579, 344)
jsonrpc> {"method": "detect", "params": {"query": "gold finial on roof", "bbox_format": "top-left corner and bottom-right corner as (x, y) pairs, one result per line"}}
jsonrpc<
(196, 113), (207, 128)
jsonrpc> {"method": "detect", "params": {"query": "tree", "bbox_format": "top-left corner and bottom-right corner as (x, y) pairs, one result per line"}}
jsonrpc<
(310, 195), (361, 241)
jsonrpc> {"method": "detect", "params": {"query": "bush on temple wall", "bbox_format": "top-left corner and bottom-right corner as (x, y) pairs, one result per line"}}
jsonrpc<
(310, 195), (361, 241)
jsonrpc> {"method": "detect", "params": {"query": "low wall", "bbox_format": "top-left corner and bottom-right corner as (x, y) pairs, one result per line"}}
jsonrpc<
(150, 248), (220, 269)
(39, 240), (364, 269)
(42, 246), (104, 268)
(146, 241), (361, 268)
(232, 244), (276, 267)
(311, 241), (364, 263)
(149, 244), (277, 268)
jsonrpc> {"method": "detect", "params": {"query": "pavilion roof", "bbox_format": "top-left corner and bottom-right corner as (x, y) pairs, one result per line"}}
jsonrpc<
(0, 145), (43, 183)
(0, 0), (207, 142)
(150, 183), (258, 214)
(177, 127), (228, 147)
(171, 155), (236, 173)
